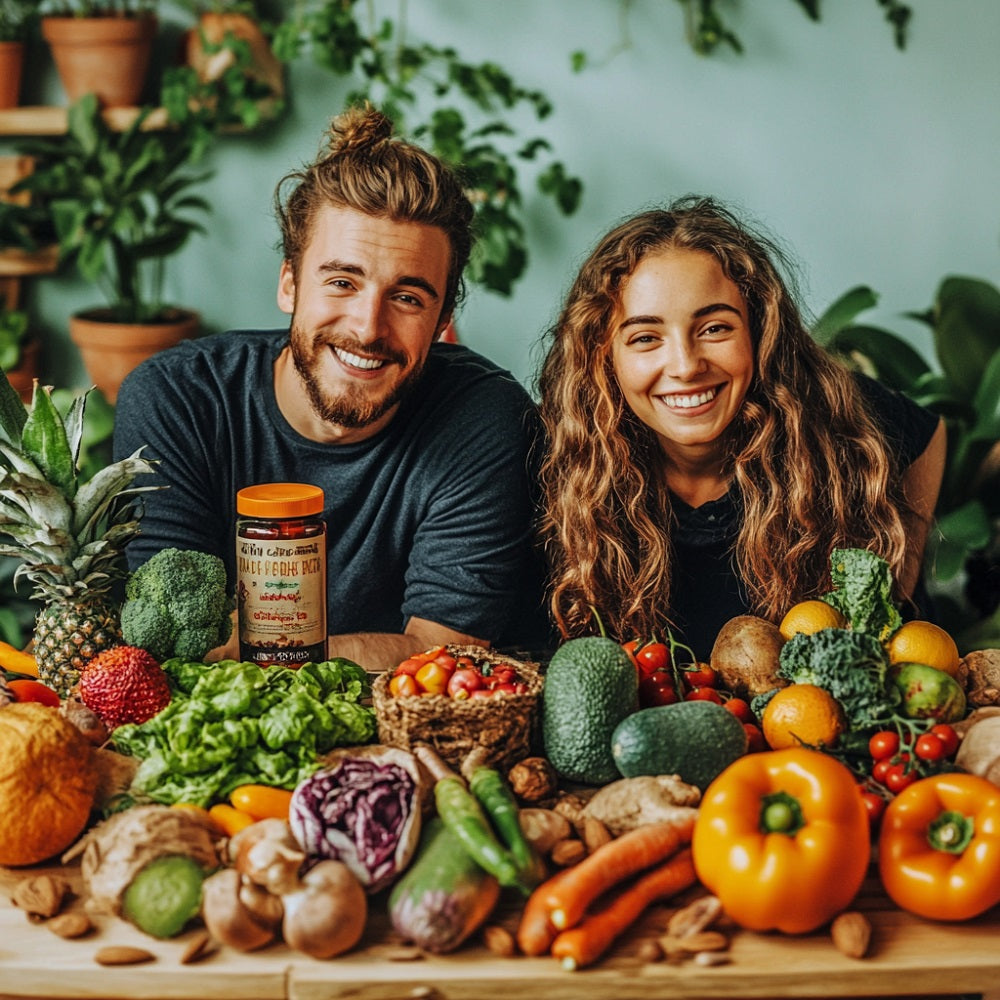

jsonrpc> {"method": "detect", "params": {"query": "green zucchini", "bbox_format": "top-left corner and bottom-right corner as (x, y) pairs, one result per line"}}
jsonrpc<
(388, 817), (500, 954)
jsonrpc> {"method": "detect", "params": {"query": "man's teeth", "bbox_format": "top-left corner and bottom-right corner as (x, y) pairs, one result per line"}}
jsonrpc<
(662, 387), (718, 409)
(335, 347), (385, 370)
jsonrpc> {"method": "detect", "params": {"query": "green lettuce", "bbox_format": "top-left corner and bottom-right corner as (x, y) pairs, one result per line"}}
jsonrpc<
(822, 547), (902, 642)
(113, 657), (376, 807)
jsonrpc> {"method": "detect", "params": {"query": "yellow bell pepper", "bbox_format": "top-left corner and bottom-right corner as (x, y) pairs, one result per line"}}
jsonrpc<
(691, 747), (870, 933)
(0, 640), (39, 677)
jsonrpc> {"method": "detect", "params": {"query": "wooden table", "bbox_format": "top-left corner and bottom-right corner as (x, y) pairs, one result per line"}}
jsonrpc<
(2, 861), (998, 1000)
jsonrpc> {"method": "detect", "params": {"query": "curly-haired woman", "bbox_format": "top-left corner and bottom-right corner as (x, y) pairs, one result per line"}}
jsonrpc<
(537, 196), (946, 659)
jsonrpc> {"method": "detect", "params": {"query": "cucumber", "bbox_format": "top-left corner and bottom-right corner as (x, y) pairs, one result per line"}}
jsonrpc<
(611, 700), (748, 791)
(388, 817), (500, 954)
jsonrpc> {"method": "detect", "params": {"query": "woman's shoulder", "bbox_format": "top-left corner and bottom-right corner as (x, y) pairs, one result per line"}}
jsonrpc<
(852, 371), (939, 466)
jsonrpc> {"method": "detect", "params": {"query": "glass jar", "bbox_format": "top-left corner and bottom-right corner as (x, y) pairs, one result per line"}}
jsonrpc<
(235, 483), (327, 667)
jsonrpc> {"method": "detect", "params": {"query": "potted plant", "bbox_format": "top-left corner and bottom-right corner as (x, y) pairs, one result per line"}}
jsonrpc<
(40, 0), (158, 108)
(0, 1), (42, 108)
(12, 92), (211, 401)
(813, 277), (1000, 647)
(0, 304), (38, 400)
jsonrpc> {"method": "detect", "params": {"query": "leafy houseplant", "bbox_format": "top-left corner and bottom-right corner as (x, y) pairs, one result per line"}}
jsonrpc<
(271, 0), (582, 297)
(0, 0), (41, 40)
(13, 93), (211, 398)
(0, 306), (29, 372)
(812, 277), (1000, 646)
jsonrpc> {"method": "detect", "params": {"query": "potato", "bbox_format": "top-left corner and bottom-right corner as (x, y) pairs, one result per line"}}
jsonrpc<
(710, 615), (788, 700)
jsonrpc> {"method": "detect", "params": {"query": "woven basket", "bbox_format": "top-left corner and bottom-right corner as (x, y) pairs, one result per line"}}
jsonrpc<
(372, 644), (543, 771)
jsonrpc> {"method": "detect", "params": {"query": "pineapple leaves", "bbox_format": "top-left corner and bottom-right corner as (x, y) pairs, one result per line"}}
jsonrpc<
(0, 469), (74, 535)
(22, 385), (77, 499)
(0, 371), (27, 450)
(62, 391), (88, 470)
(71, 451), (158, 539)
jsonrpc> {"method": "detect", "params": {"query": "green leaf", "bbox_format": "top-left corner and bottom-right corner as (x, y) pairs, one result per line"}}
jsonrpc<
(934, 277), (1000, 398)
(0, 371), (27, 448)
(826, 324), (931, 392)
(21, 385), (76, 499)
(66, 94), (101, 156)
(927, 501), (992, 581)
(811, 285), (879, 345)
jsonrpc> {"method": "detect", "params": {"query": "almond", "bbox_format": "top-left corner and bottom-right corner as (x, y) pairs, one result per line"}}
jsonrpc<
(550, 838), (587, 867)
(482, 924), (517, 957)
(659, 930), (730, 959)
(46, 913), (93, 939)
(582, 816), (613, 853)
(179, 930), (217, 965)
(831, 911), (872, 959)
(94, 946), (156, 966)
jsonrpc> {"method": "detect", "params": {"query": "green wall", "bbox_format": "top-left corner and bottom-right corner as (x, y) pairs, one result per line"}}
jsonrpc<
(12, 0), (1000, 393)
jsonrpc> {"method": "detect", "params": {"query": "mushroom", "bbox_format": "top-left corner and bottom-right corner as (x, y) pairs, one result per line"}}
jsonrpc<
(280, 860), (368, 959)
(201, 868), (280, 952)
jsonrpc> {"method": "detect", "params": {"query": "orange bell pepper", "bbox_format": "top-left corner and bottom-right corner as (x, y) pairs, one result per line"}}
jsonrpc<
(691, 747), (870, 934)
(879, 772), (1000, 921)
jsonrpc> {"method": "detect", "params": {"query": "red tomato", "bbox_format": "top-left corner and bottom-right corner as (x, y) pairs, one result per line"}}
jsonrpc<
(930, 723), (959, 757)
(685, 686), (723, 704)
(868, 730), (900, 761)
(414, 659), (454, 695)
(622, 639), (641, 670)
(636, 642), (669, 678)
(683, 662), (717, 689)
(885, 762), (917, 793)
(394, 657), (423, 677)
(7, 678), (60, 707)
(446, 667), (483, 700)
(433, 652), (457, 671)
(871, 758), (893, 786)
(860, 789), (887, 826)
(638, 670), (678, 707)
(743, 722), (767, 753)
(914, 732), (946, 762)
(723, 697), (754, 724)
(490, 683), (517, 695)
(389, 673), (420, 698)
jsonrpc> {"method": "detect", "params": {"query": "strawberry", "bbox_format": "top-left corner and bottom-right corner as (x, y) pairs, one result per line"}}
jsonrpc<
(78, 645), (171, 730)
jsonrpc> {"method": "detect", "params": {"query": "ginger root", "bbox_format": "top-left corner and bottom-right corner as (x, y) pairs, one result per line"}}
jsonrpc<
(582, 775), (701, 837)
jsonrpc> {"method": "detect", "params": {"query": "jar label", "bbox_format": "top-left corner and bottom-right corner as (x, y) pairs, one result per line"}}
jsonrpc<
(236, 534), (327, 665)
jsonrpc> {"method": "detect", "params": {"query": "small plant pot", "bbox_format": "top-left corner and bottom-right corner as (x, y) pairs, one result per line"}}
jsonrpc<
(42, 15), (157, 108)
(0, 41), (25, 110)
(4, 337), (40, 403)
(69, 307), (199, 404)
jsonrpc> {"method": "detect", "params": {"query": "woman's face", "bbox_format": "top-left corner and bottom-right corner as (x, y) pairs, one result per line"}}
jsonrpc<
(611, 248), (754, 462)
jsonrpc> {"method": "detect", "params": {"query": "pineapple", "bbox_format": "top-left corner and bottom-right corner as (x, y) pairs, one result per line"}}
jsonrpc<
(0, 373), (157, 697)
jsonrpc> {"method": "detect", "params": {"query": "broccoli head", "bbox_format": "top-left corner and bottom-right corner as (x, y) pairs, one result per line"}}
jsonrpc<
(777, 627), (899, 730)
(121, 548), (235, 662)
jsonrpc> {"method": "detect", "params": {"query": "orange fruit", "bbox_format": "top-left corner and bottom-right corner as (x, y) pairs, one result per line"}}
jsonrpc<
(762, 684), (847, 750)
(778, 600), (847, 641)
(887, 621), (961, 678)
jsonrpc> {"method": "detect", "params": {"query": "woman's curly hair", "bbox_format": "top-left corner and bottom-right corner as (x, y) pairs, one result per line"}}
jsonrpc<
(536, 196), (911, 641)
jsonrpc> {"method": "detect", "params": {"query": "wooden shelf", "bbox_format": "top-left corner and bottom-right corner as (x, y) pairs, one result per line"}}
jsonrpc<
(0, 244), (59, 276)
(0, 104), (170, 136)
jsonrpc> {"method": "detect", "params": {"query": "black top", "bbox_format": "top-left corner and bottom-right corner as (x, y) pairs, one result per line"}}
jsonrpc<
(113, 330), (551, 649)
(667, 375), (940, 659)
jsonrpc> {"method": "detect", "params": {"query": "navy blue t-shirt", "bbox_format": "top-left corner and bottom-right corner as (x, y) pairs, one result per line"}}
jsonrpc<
(113, 330), (549, 648)
(667, 375), (940, 659)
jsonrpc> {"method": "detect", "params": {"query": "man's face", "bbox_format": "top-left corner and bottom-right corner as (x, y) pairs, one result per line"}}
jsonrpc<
(277, 204), (452, 441)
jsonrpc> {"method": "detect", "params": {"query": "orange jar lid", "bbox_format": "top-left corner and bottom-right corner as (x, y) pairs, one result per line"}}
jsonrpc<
(236, 483), (324, 518)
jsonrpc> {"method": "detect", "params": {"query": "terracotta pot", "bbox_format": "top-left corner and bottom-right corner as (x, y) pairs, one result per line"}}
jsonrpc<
(42, 15), (157, 108)
(185, 12), (284, 97)
(69, 307), (199, 404)
(4, 337), (40, 403)
(0, 41), (25, 110)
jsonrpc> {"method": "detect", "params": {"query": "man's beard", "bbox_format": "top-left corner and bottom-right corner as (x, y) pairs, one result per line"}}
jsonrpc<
(289, 323), (425, 429)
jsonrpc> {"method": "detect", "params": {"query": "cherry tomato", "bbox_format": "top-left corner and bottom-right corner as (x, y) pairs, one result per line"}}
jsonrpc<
(860, 789), (886, 826)
(446, 667), (483, 700)
(871, 758), (893, 785)
(487, 665), (517, 688)
(885, 762), (917, 793)
(743, 722), (767, 753)
(723, 697), (754, 724)
(636, 643), (670, 678)
(394, 657), (423, 677)
(638, 670), (678, 707)
(433, 652), (458, 672)
(685, 686), (723, 704)
(868, 730), (900, 761)
(389, 673), (420, 698)
(930, 723), (959, 757)
(414, 659), (454, 695)
(490, 682), (518, 695)
(7, 678), (60, 707)
(622, 639), (641, 670)
(683, 662), (717, 689)
(914, 732), (946, 761)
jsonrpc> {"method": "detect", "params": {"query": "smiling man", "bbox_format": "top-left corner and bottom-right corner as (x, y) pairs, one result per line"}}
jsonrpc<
(114, 106), (549, 670)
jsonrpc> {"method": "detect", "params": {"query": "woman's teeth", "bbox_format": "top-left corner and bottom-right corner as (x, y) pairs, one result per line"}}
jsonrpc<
(662, 387), (718, 409)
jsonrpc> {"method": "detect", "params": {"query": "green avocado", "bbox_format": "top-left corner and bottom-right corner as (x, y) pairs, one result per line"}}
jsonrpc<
(611, 700), (748, 791)
(541, 636), (638, 785)
(893, 662), (966, 722)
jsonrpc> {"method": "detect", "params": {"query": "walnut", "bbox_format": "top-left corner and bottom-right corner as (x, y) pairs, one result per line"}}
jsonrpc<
(507, 756), (558, 803)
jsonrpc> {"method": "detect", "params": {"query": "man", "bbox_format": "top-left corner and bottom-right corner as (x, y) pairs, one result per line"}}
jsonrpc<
(113, 106), (548, 670)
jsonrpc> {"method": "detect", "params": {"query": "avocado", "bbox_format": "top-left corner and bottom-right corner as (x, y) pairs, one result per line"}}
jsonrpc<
(893, 662), (966, 722)
(541, 636), (638, 785)
(611, 700), (748, 791)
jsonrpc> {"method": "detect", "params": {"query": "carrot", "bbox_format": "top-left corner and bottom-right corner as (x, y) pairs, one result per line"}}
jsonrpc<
(551, 847), (697, 970)
(516, 865), (578, 956)
(543, 816), (695, 930)
(6, 678), (60, 707)
(208, 803), (256, 836)
(0, 640), (39, 677)
(229, 784), (294, 821)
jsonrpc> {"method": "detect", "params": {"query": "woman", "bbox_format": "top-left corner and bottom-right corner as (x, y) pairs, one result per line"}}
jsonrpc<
(537, 196), (946, 659)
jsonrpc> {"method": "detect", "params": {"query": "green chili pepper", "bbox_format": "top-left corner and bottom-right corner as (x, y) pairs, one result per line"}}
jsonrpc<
(433, 775), (522, 891)
(469, 766), (545, 890)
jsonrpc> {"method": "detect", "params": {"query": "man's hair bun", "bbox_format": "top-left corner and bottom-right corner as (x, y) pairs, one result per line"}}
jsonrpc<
(327, 104), (394, 155)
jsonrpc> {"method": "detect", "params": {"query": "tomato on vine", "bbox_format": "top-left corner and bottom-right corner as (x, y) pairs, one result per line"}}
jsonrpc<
(723, 697), (754, 724)
(869, 730), (900, 761)
(884, 762), (917, 793)
(860, 788), (887, 826)
(683, 662), (718, 689)
(930, 723), (959, 757)
(914, 732), (947, 762)
(685, 686), (723, 704)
